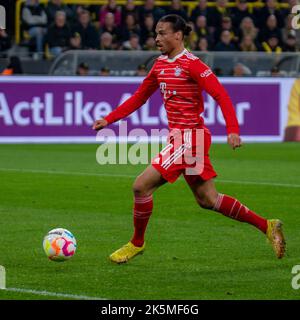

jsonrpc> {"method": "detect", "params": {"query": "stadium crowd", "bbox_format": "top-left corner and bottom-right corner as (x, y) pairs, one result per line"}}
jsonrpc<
(0, 0), (295, 57)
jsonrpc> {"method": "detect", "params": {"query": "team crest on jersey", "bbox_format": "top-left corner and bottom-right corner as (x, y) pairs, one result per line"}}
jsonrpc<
(174, 66), (182, 77)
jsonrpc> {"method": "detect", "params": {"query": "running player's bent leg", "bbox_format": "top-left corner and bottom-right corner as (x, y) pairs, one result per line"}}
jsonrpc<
(186, 178), (285, 258)
(131, 165), (167, 247)
(187, 178), (268, 233)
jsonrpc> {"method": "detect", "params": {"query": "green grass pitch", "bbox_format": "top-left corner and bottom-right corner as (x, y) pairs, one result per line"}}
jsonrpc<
(0, 142), (299, 300)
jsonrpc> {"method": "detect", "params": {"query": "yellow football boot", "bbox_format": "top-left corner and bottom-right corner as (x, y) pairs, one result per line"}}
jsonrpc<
(109, 241), (145, 264)
(266, 219), (286, 259)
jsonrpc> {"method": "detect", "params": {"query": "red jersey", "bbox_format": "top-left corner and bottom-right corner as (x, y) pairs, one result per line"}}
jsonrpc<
(105, 49), (239, 134)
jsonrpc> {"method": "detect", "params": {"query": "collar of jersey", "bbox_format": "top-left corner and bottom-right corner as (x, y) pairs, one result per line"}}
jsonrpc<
(161, 48), (187, 63)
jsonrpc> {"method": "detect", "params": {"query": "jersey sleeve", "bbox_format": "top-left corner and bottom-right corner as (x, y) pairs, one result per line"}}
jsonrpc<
(104, 62), (159, 124)
(189, 59), (240, 135)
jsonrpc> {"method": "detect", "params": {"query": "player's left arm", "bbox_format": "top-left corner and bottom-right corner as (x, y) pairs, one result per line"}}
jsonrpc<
(189, 59), (242, 150)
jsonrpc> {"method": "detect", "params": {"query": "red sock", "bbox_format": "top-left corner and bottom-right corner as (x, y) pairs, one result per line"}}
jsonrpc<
(213, 194), (268, 233)
(131, 195), (153, 247)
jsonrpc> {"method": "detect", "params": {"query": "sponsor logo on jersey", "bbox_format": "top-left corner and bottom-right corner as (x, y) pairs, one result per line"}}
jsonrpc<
(159, 70), (165, 75)
(160, 82), (167, 92)
(200, 69), (213, 78)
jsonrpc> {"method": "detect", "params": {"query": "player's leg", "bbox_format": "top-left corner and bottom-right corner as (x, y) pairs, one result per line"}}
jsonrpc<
(131, 165), (167, 247)
(110, 165), (167, 264)
(132, 164), (167, 197)
(186, 177), (286, 258)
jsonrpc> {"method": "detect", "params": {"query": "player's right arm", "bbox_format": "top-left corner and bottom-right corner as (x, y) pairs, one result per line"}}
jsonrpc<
(92, 63), (159, 131)
(189, 58), (242, 150)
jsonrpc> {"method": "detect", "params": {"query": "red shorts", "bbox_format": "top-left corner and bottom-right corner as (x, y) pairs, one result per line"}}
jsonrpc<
(151, 127), (217, 185)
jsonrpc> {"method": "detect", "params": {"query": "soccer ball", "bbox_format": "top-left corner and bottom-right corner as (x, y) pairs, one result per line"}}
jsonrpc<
(43, 228), (77, 262)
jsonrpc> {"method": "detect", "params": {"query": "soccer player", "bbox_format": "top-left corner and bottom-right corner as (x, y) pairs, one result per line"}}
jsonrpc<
(93, 14), (286, 263)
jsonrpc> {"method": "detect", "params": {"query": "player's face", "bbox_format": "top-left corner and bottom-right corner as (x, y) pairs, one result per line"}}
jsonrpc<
(155, 22), (182, 55)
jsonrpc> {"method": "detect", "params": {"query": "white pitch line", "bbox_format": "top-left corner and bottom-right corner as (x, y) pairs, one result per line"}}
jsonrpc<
(0, 167), (299, 188)
(217, 179), (300, 189)
(0, 167), (136, 178)
(4, 287), (107, 300)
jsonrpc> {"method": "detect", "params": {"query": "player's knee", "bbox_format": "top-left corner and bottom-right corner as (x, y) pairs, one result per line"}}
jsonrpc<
(196, 192), (217, 209)
(196, 197), (213, 209)
(132, 179), (149, 197)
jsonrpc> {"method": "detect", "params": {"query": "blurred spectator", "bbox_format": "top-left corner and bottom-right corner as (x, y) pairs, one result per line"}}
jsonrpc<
(231, 0), (253, 29)
(76, 62), (89, 75)
(258, 14), (282, 44)
(0, 28), (11, 52)
(22, 0), (48, 53)
(121, 13), (140, 42)
(270, 66), (281, 76)
(282, 14), (300, 49)
(194, 15), (210, 44)
(238, 17), (258, 42)
(190, 0), (212, 24)
(167, 0), (188, 22)
(232, 62), (252, 76)
(213, 67), (223, 76)
(122, 0), (139, 25)
(0, 56), (23, 75)
(140, 14), (155, 46)
(282, 0), (299, 17)
(99, 0), (122, 27)
(72, 10), (99, 49)
(100, 66), (110, 76)
(214, 16), (239, 45)
(46, 0), (74, 24)
(261, 34), (282, 53)
(99, 32), (113, 50)
(74, 5), (98, 23)
(101, 12), (121, 49)
(143, 36), (157, 50)
(122, 33), (141, 50)
(74, 5), (89, 19)
(283, 32), (297, 52)
(196, 37), (209, 52)
(185, 22), (198, 50)
(46, 11), (71, 56)
(254, 0), (285, 29)
(207, 0), (230, 33)
(239, 35), (258, 51)
(139, 0), (165, 26)
(69, 32), (82, 49)
(135, 64), (147, 76)
(214, 30), (237, 51)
